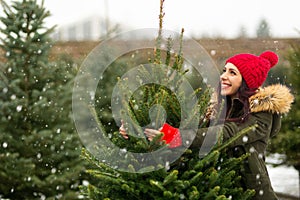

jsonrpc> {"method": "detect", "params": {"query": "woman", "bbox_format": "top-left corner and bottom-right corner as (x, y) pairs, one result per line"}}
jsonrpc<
(120, 51), (294, 199)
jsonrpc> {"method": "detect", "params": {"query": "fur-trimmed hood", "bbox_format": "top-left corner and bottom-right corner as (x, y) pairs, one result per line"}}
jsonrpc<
(249, 84), (294, 114)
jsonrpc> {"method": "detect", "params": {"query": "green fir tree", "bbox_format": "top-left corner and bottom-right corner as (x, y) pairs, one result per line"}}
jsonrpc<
(0, 0), (85, 199)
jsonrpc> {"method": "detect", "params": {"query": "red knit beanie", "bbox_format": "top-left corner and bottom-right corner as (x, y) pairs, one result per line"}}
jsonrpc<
(225, 51), (278, 89)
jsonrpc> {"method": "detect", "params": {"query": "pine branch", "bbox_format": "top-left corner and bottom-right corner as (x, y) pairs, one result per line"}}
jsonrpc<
(214, 124), (258, 152)
(153, 0), (165, 64)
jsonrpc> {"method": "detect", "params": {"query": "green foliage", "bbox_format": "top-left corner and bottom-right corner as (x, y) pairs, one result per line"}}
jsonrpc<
(94, 49), (149, 134)
(80, 140), (255, 200)
(269, 44), (300, 172)
(0, 0), (85, 199)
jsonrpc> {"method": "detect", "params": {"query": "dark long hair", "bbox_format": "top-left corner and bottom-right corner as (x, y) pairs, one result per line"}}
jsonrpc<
(217, 79), (257, 123)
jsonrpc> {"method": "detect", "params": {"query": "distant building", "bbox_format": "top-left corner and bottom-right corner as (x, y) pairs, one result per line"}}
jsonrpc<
(52, 15), (119, 41)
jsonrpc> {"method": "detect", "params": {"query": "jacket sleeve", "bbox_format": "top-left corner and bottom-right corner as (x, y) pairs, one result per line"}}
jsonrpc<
(222, 112), (274, 147)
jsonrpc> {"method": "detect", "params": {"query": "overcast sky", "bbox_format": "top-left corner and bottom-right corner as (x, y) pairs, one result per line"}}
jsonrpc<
(5, 0), (300, 38)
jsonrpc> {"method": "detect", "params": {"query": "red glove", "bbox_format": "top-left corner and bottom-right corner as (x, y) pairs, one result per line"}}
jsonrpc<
(160, 123), (182, 148)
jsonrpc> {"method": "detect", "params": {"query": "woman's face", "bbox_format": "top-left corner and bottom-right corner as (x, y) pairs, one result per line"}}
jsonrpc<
(220, 63), (242, 98)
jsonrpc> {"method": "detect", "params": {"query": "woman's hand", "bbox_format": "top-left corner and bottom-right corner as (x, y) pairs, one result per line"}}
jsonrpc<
(145, 124), (182, 148)
(119, 122), (182, 148)
(119, 120), (163, 141)
(119, 120), (129, 139)
(144, 127), (162, 141)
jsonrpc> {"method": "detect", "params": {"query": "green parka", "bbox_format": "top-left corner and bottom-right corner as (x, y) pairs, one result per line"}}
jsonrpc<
(191, 84), (294, 200)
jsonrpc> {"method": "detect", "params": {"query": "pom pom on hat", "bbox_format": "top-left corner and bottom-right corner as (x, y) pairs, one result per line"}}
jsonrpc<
(259, 51), (278, 67)
(226, 51), (278, 89)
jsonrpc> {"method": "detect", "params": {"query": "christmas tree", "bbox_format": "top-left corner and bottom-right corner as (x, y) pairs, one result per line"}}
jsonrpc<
(269, 43), (300, 187)
(0, 0), (86, 199)
(77, 0), (255, 199)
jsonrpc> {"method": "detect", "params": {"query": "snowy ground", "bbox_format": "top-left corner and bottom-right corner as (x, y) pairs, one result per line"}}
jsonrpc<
(266, 155), (299, 197)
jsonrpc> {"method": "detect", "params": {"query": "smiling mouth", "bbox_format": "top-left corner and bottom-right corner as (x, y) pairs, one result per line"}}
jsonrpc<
(221, 83), (231, 88)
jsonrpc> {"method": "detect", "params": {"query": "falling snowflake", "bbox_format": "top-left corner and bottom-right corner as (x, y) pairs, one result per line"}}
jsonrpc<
(16, 105), (22, 112)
